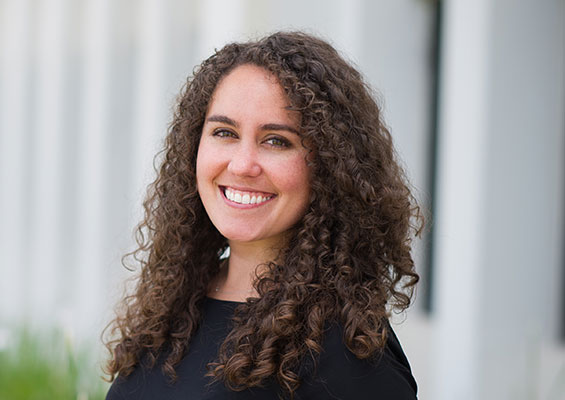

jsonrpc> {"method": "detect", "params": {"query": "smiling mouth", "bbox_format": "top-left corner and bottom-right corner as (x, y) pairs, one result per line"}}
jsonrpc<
(221, 186), (275, 205)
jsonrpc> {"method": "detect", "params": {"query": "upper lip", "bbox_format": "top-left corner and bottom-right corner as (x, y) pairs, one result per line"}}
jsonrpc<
(219, 185), (276, 195)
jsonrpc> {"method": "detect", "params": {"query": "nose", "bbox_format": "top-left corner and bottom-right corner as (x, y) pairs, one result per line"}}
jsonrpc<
(227, 142), (262, 177)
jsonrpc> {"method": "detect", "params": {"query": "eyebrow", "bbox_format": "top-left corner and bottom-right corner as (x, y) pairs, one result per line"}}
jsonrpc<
(206, 114), (300, 135)
(206, 114), (238, 127)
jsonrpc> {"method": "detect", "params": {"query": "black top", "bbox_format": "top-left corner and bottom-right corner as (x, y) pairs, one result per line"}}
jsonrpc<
(106, 298), (417, 400)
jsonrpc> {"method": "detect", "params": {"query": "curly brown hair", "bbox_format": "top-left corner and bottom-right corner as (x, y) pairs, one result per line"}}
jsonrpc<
(104, 31), (422, 397)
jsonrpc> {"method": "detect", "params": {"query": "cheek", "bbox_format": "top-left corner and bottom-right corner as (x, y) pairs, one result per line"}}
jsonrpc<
(195, 142), (212, 192)
(196, 139), (216, 174)
(275, 155), (311, 199)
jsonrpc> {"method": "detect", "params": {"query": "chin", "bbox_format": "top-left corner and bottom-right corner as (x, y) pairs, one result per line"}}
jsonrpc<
(219, 229), (262, 243)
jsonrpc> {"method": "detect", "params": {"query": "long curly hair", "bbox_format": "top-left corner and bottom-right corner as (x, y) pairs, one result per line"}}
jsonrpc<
(104, 31), (422, 397)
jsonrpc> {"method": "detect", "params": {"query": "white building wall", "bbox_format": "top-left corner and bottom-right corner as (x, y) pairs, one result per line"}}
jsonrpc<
(432, 0), (565, 399)
(432, 0), (492, 397)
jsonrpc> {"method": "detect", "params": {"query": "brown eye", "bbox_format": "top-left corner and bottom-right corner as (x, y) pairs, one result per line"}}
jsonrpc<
(213, 129), (237, 138)
(265, 136), (291, 148)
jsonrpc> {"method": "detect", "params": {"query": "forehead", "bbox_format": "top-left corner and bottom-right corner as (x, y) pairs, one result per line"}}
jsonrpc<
(207, 65), (293, 117)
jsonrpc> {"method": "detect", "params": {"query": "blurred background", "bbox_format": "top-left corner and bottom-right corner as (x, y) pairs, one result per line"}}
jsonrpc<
(0, 0), (564, 399)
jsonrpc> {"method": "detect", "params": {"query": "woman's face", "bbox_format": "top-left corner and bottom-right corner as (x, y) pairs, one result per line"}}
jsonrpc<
(196, 64), (311, 248)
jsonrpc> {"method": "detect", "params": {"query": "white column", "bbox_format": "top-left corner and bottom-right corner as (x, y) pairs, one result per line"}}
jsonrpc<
(73, 0), (111, 339)
(477, 0), (565, 398)
(0, 0), (32, 323)
(129, 0), (167, 229)
(432, 0), (492, 399)
(335, 0), (363, 61)
(433, 0), (565, 399)
(27, 0), (69, 324)
(195, 0), (245, 63)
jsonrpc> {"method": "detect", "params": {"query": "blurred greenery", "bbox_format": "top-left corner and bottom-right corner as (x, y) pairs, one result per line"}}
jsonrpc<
(0, 327), (108, 400)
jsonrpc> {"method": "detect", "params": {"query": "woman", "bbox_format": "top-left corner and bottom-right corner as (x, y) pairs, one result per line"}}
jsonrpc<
(105, 31), (422, 399)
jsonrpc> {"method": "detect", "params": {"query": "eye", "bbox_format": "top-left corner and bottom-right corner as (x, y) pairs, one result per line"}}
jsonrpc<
(213, 128), (238, 139)
(264, 136), (291, 148)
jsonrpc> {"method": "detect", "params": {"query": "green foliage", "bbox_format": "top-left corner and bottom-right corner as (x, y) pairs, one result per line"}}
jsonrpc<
(0, 328), (108, 400)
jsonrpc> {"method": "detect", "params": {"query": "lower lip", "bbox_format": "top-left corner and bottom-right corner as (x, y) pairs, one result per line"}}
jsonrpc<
(220, 187), (275, 209)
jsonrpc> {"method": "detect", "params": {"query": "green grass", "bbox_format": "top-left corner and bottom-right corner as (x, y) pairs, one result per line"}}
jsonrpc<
(0, 328), (109, 400)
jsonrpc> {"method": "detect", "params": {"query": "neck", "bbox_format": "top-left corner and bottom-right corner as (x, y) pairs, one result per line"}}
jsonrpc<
(208, 238), (285, 302)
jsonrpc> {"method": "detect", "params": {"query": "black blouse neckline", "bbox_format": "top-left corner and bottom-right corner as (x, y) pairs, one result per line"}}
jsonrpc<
(205, 296), (245, 305)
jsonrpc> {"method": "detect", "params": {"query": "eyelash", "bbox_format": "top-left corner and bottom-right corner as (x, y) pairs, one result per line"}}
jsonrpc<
(265, 136), (291, 148)
(212, 129), (237, 139)
(212, 129), (291, 148)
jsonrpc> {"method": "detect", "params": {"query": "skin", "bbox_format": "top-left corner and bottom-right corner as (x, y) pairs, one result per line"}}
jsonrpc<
(196, 64), (311, 301)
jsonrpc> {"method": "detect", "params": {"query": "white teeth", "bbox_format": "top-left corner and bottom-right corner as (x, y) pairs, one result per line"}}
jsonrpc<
(223, 187), (272, 205)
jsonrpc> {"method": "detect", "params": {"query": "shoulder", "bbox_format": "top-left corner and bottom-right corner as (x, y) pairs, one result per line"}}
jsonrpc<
(105, 298), (241, 400)
(297, 322), (418, 400)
